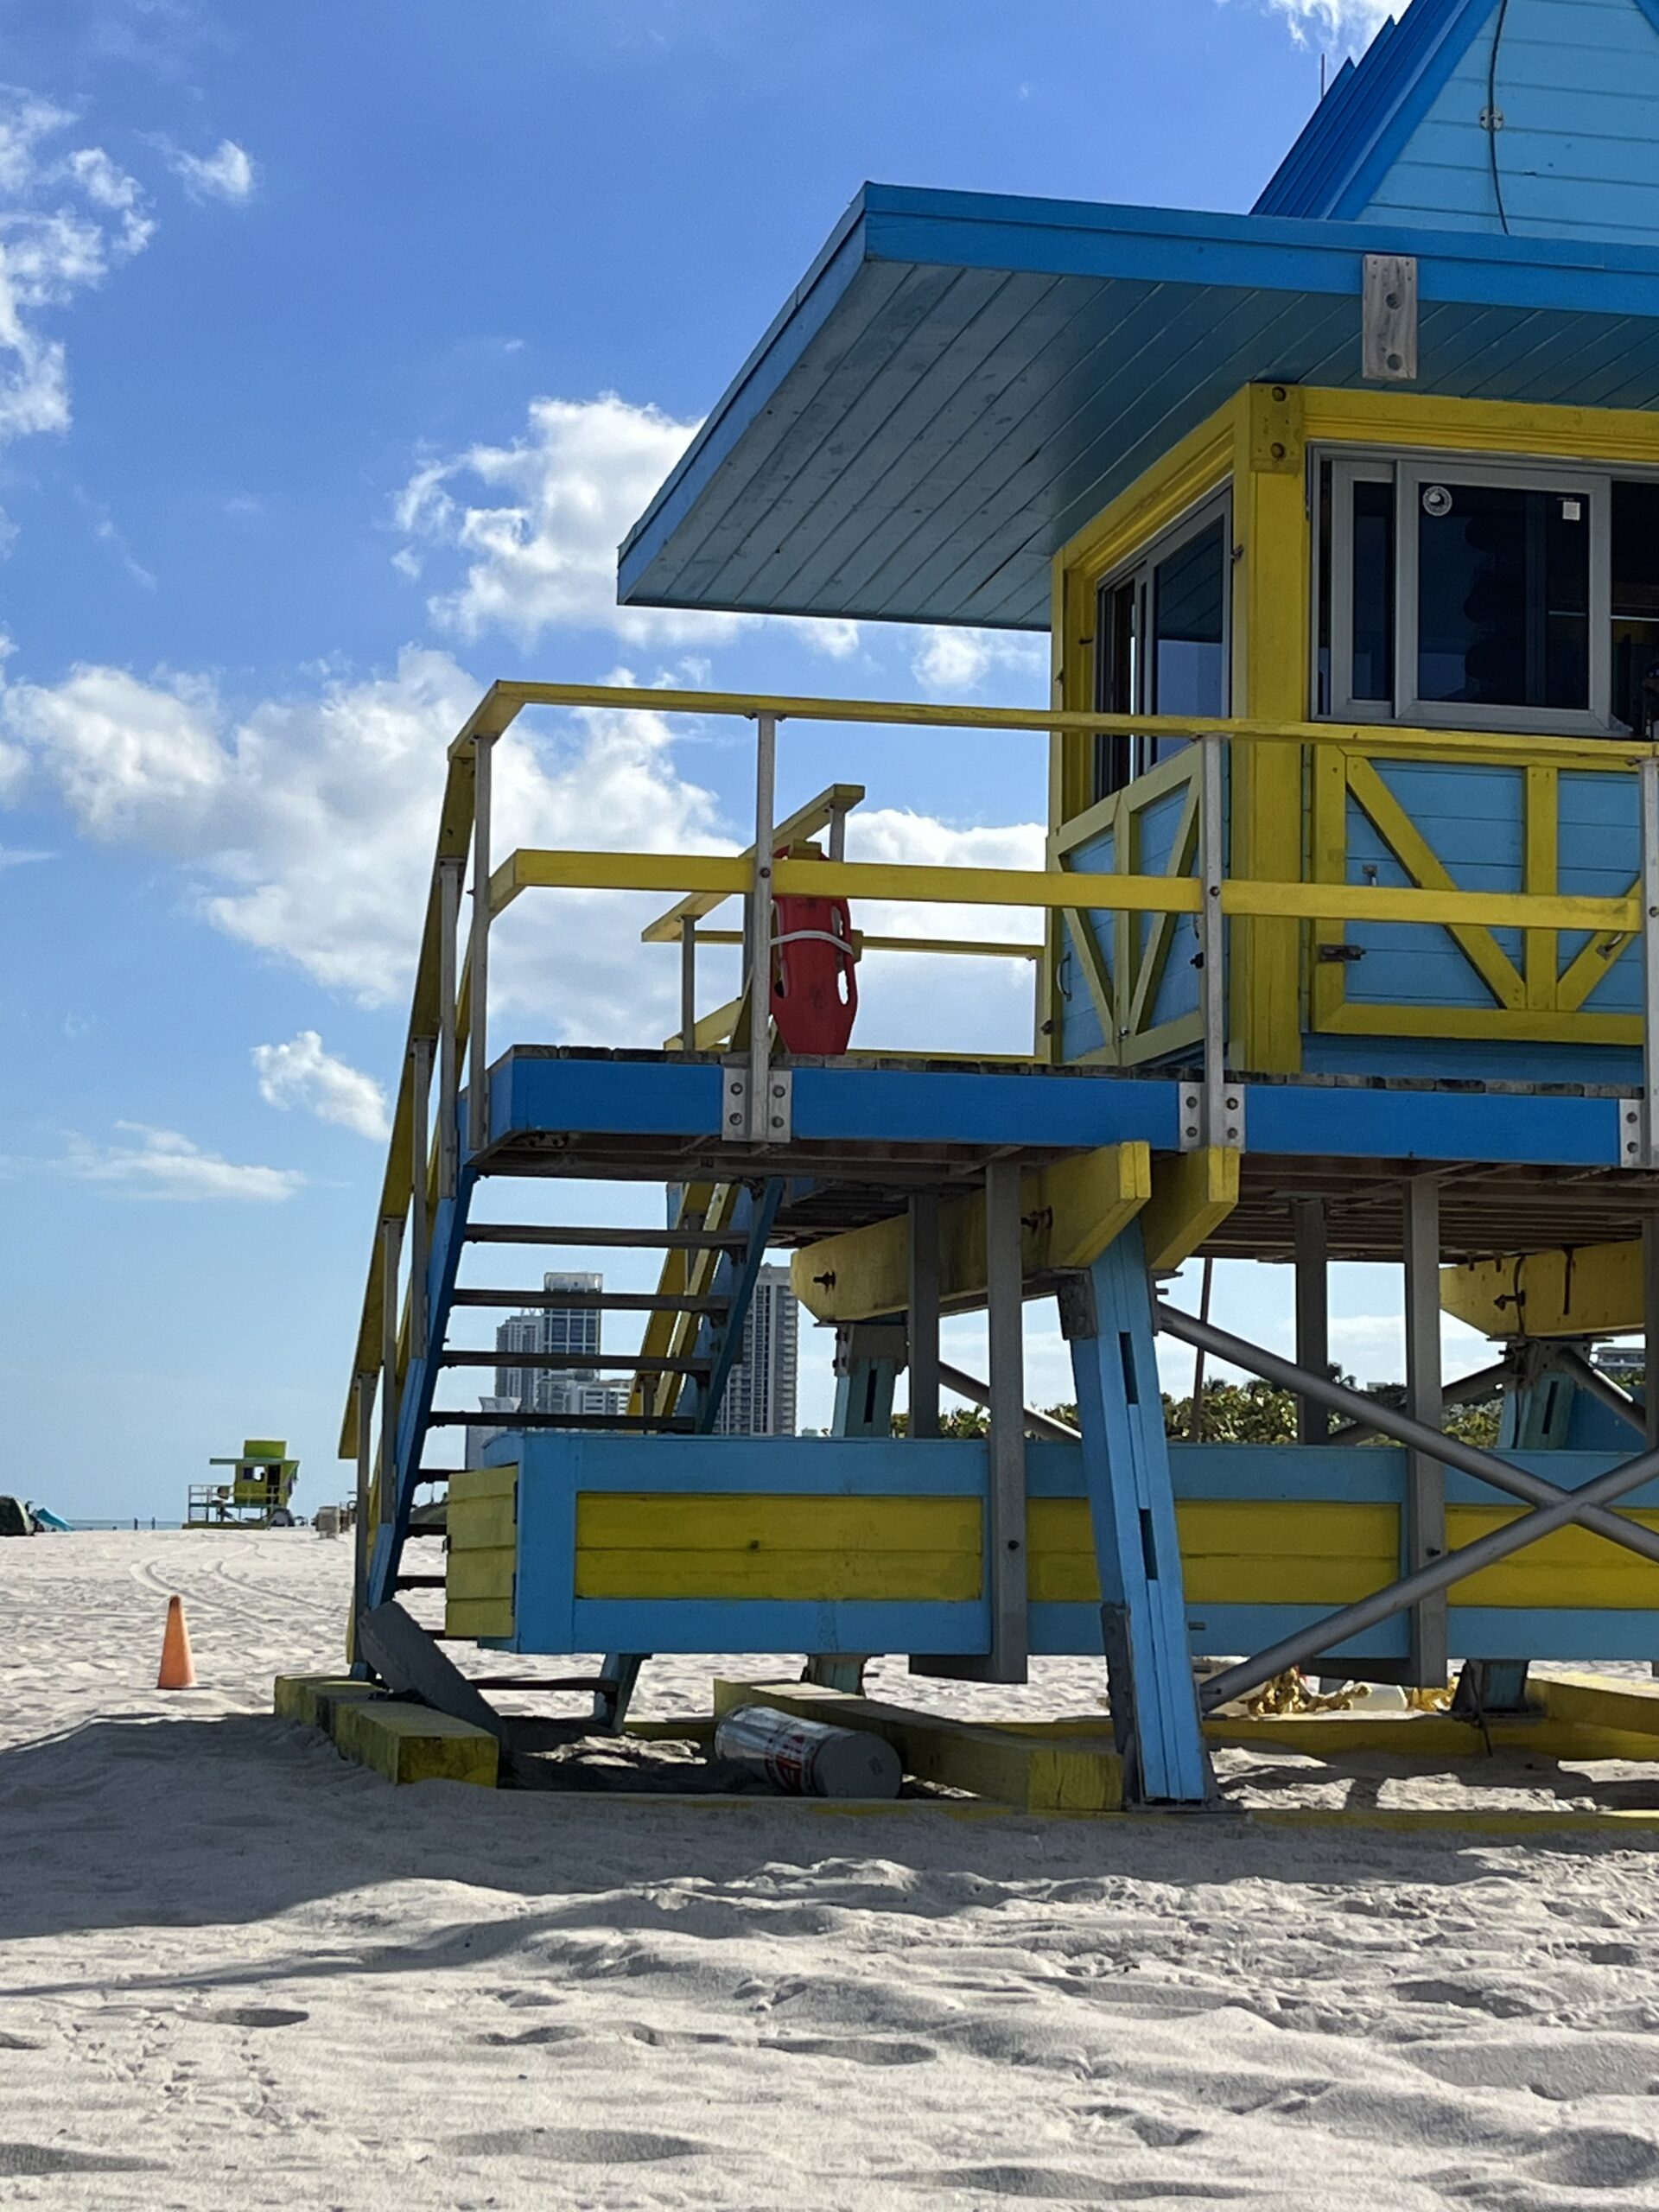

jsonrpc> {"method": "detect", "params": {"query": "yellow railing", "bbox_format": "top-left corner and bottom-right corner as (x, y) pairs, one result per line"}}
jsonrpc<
(341, 681), (1659, 1573)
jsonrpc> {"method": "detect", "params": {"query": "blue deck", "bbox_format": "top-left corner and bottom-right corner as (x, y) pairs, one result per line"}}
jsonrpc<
(486, 1048), (1629, 1173)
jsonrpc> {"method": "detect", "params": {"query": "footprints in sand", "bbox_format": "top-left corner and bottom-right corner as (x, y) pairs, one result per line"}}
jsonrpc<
(452, 2126), (709, 2164)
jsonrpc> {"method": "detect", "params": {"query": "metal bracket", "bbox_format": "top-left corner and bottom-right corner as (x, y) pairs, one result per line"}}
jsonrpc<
(1056, 1270), (1099, 1344)
(1622, 1097), (1646, 1169)
(722, 1061), (792, 1143)
(1362, 253), (1418, 383)
(1179, 1082), (1245, 1151)
(834, 1321), (909, 1375)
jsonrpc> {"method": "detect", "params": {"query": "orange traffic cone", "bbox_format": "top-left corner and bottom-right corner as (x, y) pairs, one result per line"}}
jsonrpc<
(157, 1595), (197, 1690)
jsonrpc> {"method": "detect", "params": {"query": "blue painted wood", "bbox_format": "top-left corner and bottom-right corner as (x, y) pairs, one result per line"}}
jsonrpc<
(619, 183), (1659, 634)
(365, 1171), (476, 1613)
(1067, 1225), (1211, 1802)
(1302, 1031), (1644, 1084)
(1246, 1079), (1624, 1166)
(1185, 1602), (1659, 1664)
(1362, 0), (1659, 243)
(492, 1052), (725, 1141)
(693, 1179), (785, 1430)
(787, 1066), (1184, 1147)
(1058, 917), (1109, 1061)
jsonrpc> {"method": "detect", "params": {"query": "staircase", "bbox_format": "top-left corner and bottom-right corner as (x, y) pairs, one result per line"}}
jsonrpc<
(359, 1158), (783, 1724)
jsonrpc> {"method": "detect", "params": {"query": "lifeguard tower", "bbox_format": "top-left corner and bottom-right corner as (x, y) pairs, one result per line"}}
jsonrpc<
(339, 0), (1659, 1805)
(191, 1439), (299, 1529)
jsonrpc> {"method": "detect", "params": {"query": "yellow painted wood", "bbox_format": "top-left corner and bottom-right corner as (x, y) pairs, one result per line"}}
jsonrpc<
(1343, 756), (1523, 1007)
(577, 1491), (982, 1555)
(1536, 1670), (1659, 1736)
(1441, 1239), (1643, 1338)
(448, 1465), (517, 1538)
(1205, 1709), (1659, 1763)
(1299, 385), (1659, 467)
(713, 1678), (1125, 1812)
(789, 1143), (1152, 1321)
(1444, 1511), (1659, 1608)
(444, 1598), (517, 1640)
(1140, 1147), (1239, 1272)
(578, 1546), (982, 1602)
(333, 1698), (499, 1788)
(273, 1675), (364, 1728)
(775, 858), (1203, 915)
(446, 1547), (516, 1604)
(663, 995), (744, 1052)
(640, 781), (866, 941)
(1523, 764), (1559, 1013)
(1321, 1000), (1639, 1044)
(1232, 396), (1309, 1074)
(1124, 782), (1199, 1041)
(1224, 875), (1635, 933)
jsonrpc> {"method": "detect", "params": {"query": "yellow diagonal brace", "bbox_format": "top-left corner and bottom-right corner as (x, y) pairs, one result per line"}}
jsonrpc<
(1344, 756), (1524, 1012)
(791, 1144), (1152, 1323)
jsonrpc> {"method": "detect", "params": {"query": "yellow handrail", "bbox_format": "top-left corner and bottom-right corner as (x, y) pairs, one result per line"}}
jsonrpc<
(343, 676), (1655, 1460)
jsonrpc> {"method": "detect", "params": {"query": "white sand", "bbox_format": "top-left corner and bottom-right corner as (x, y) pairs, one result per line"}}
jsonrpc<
(6, 1533), (1659, 2209)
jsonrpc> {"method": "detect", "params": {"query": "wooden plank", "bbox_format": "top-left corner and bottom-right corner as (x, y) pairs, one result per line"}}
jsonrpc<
(1536, 1670), (1659, 1738)
(577, 1546), (982, 1602)
(333, 1699), (499, 1788)
(444, 1597), (517, 1640)
(1140, 1147), (1239, 1272)
(790, 1144), (1150, 1323)
(446, 1496), (517, 1553)
(446, 1547), (517, 1603)
(1440, 1238), (1643, 1338)
(273, 1675), (368, 1729)
(711, 1678), (1124, 1813)
(576, 1491), (980, 1554)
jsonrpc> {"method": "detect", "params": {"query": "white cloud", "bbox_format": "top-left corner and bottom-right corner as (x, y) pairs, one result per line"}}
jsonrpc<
(1263, 0), (1405, 49)
(911, 626), (1048, 696)
(391, 391), (868, 663)
(393, 393), (737, 647)
(0, 91), (154, 463)
(0, 842), (51, 868)
(56, 1122), (303, 1202)
(0, 646), (731, 1033)
(168, 137), (255, 206)
(252, 1030), (391, 1141)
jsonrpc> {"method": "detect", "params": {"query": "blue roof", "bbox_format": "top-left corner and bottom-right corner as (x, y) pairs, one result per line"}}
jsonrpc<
(619, 181), (1659, 633)
(1254, 0), (1495, 222)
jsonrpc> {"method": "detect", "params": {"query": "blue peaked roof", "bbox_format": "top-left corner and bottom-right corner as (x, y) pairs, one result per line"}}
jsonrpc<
(1255, 0), (1496, 221)
(619, 1), (1659, 632)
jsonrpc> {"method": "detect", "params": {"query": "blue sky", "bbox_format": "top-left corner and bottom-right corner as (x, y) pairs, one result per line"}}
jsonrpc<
(0, 0), (1443, 1521)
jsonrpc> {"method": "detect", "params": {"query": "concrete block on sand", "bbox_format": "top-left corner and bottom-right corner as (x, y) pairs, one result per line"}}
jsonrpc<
(332, 1697), (499, 1788)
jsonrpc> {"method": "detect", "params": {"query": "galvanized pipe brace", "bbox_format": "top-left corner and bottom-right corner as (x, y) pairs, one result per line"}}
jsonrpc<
(1198, 1430), (1659, 1713)
(1155, 1300), (1659, 1569)
(1544, 1343), (1644, 1434)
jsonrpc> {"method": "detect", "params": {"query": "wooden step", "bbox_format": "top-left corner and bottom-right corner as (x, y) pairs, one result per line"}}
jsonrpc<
(425, 1410), (696, 1432)
(450, 1288), (731, 1313)
(465, 1224), (747, 1250)
(439, 1349), (710, 1373)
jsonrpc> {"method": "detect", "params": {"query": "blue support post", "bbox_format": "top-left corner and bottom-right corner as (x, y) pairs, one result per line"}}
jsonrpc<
(804, 1321), (906, 1691)
(1062, 1224), (1211, 1805)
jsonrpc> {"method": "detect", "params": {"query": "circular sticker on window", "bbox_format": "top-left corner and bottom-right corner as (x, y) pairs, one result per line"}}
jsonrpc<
(1421, 484), (1453, 518)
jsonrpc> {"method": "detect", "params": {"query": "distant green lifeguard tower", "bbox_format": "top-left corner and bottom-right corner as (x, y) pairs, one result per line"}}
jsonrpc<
(189, 1439), (299, 1529)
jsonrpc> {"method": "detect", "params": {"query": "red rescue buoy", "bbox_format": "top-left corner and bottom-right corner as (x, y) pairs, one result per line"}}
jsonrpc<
(769, 843), (857, 1055)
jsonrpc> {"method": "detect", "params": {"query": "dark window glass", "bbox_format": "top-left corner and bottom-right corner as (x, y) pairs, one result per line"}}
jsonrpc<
(1093, 575), (1138, 798)
(1416, 482), (1588, 711)
(1315, 459), (1332, 715)
(1612, 480), (1659, 734)
(1153, 518), (1226, 716)
(1149, 517), (1226, 767)
(1351, 478), (1395, 705)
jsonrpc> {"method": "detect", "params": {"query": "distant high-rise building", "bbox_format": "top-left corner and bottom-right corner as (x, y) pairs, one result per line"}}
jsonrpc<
(715, 1265), (798, 1435)
(495, 1273), (605, 1411)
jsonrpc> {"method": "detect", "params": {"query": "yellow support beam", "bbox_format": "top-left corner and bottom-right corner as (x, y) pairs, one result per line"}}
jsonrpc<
(791, 1143), (1152, 1322)
(1440, 1239), (1643, 1339)
(1140, 1147), (1239, 1272)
